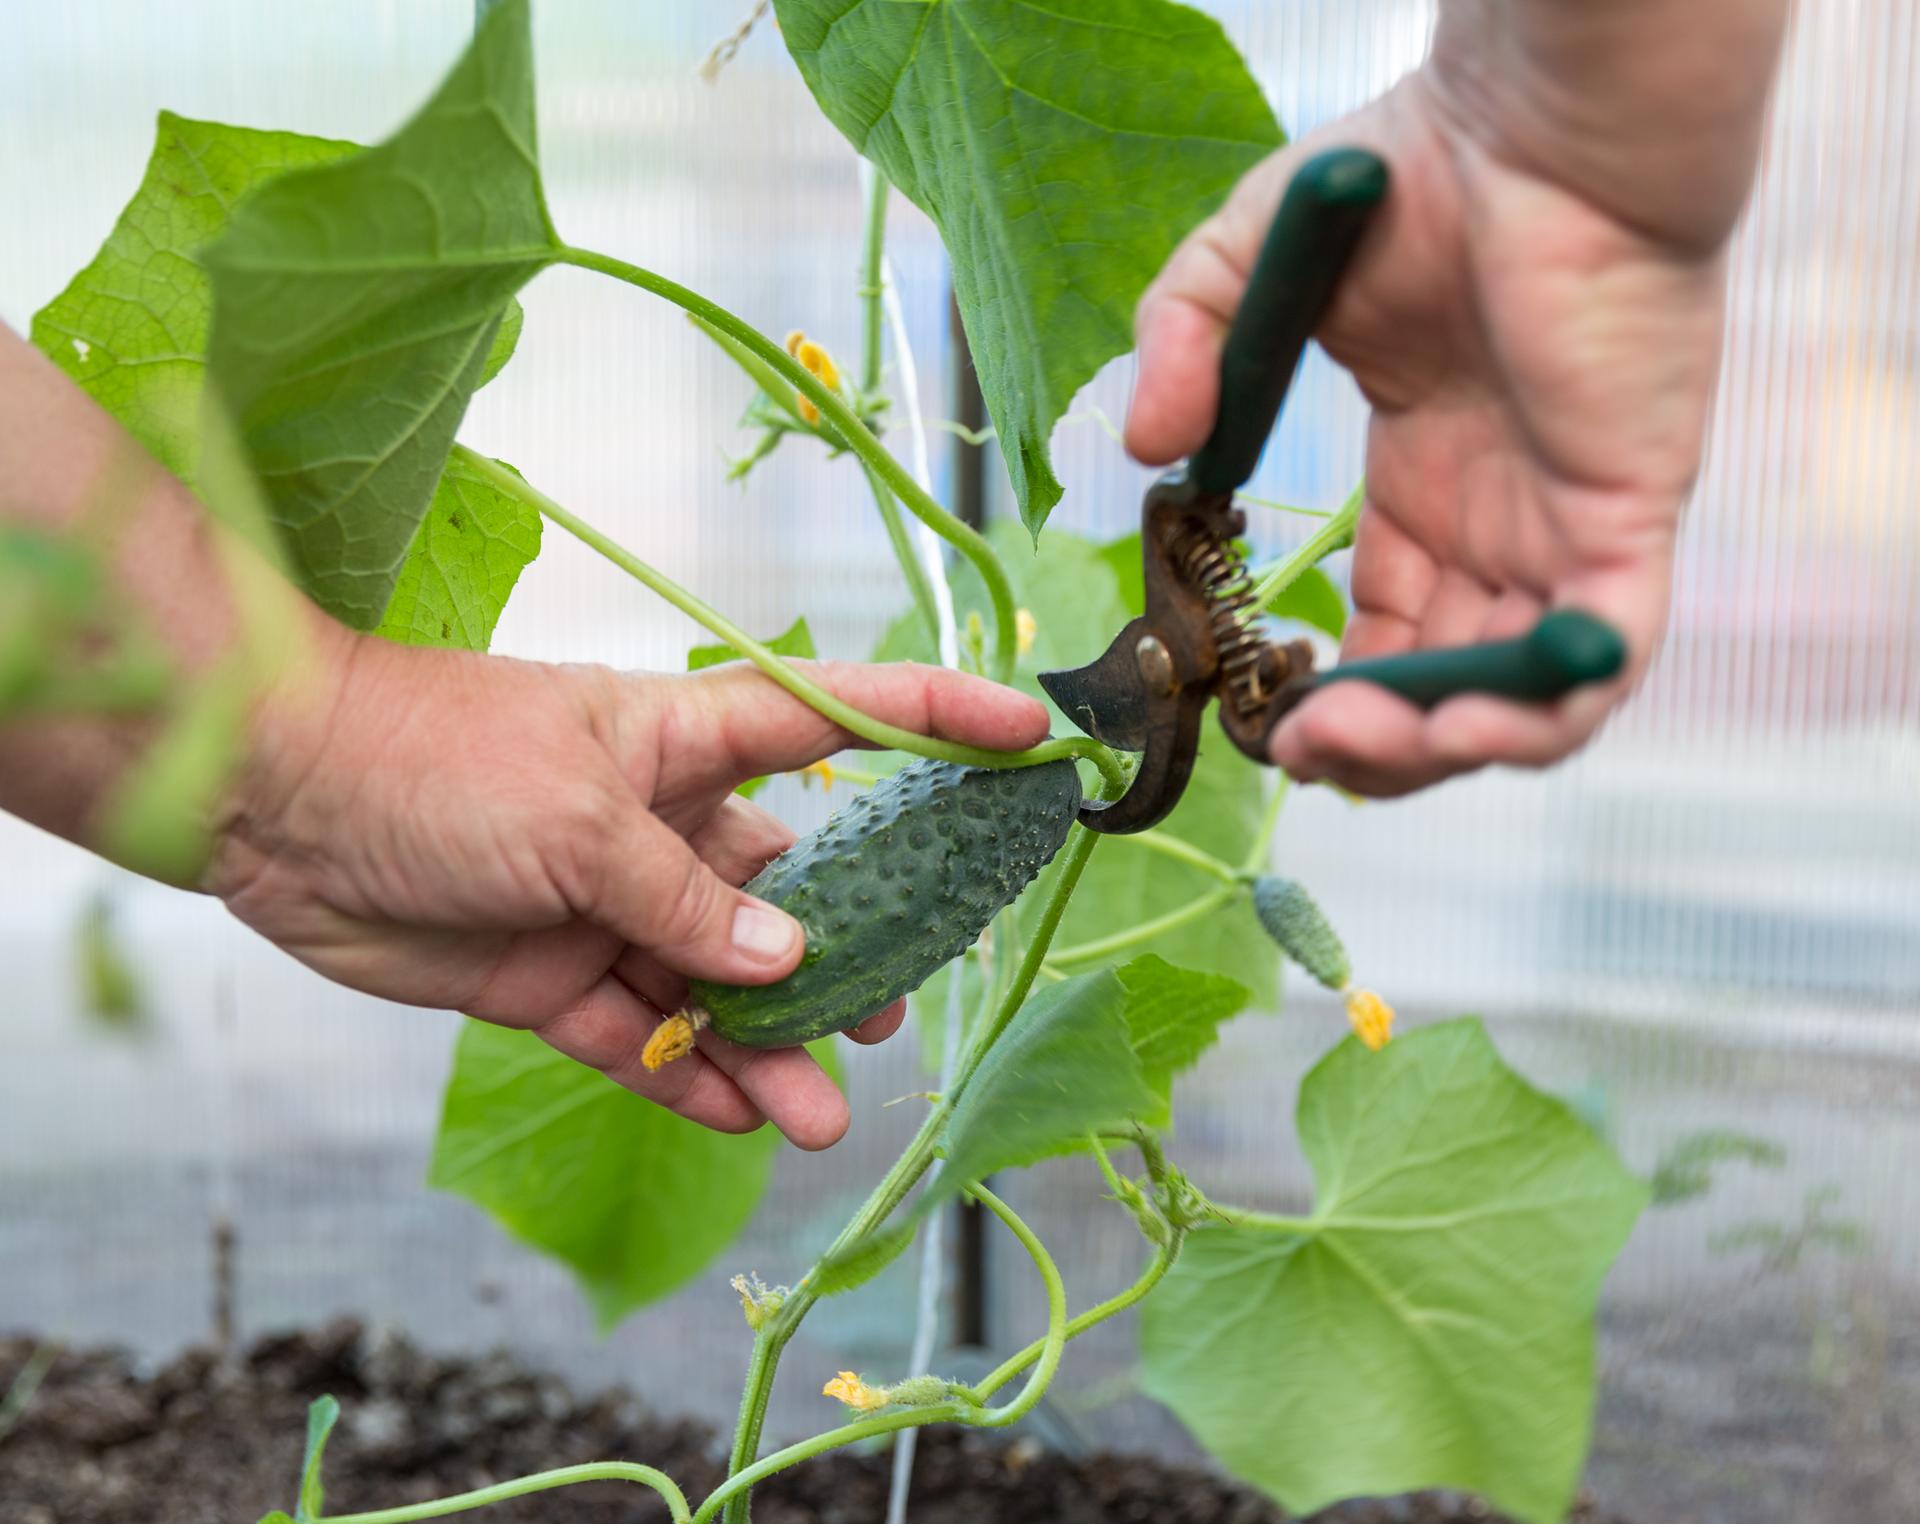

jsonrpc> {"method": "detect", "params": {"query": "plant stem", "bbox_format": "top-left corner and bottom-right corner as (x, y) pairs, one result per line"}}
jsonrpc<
(685, 313), (812, 431)
(697, 1184), (1067, 1524)
(863, 462), (943, 654)
(1114, 829), (1241, 885)
(852, 171), (942, 654)
(1250, 478), (1363, 611)
(1202, 1204), (1319, 1235)
(556, 243), (1019, 684)
(966, 820), (1103, 1057)
(1045, 774), (1287, 968)
(319, 1462), (691, 1524)
(1235, 491), (1333, 519)
(717, 1105), (946, 1524)
(961, 1182), (1067, 1428)
(968, 1237), (1182, 1404)
(859, 165), (889, 398)
(715, 772), (1121, 1522)
(1244, 774), (1290, 871)
(1047, 884), (1240, 968)
(456, 448), (1122, 789)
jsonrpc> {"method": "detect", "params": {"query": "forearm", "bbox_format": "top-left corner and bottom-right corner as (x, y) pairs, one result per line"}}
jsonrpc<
(1429, 0), (1791, 252)
(0, 322), (339, 867)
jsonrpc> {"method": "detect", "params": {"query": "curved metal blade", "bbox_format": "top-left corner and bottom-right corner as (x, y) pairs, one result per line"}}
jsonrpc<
(1038, 617), (1152, 753)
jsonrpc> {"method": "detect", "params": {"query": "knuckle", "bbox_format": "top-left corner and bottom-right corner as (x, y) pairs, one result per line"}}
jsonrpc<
(657, 854), (727, 949)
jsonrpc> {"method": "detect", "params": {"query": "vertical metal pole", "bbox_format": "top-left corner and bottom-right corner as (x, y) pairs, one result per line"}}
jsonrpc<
(947, 291), (992, 1349)
(948, 294), (988, 533)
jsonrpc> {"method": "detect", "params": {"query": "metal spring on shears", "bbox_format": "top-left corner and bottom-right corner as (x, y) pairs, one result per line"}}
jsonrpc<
(1177, 529), (1265, 713)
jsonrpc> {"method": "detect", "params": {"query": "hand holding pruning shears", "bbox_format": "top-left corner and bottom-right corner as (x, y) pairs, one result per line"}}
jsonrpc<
(1115, 25), (1778, 799)
(1046, 147), (1624, 831)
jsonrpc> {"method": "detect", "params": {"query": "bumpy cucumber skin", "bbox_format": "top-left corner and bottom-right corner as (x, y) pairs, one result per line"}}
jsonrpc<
(1251, 875), (1351, 991)
(692, 757), (1082, 1048)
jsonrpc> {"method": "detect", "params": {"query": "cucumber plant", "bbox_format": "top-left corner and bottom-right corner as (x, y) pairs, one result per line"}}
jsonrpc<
(19, 4), (1650, 1522)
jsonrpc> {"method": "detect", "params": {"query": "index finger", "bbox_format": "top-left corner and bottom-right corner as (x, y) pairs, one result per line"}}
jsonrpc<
(677, 659), (1052, 786)
(1126, 142), (1332, 466)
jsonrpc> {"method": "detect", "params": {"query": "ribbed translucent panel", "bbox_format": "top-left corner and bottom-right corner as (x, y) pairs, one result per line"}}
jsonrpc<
(1, 4), (1915, 1514)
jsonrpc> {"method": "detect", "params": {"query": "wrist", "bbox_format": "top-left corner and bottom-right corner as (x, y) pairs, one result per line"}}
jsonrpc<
(202, 596), (370, 898)
(1424, 0), (1787, 254)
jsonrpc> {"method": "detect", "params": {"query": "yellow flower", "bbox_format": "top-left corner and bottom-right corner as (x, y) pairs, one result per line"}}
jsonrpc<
(1344, 989), (1395, 1051)
(784, 329), (841, 425)
(797, 758), (835, 792)
(796, 339), (840, 391)
(822, 1371), (890, 1413)
(1015, 608), (1037, 656)
(641, 1012), (699, 1071)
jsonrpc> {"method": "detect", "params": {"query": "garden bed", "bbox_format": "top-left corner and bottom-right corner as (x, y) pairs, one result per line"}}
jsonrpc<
(0, 1323), (1623, 1524)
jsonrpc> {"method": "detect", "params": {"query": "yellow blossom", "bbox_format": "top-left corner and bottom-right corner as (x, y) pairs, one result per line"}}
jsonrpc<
(797, 758), (835, 792)
(1015, 608), (1037, 656)
(1344, 989), (1395, 1051)
(784, 329), (841, 425)
(822, 1371), (890, 1413)
(641, 1012), (699, 1071)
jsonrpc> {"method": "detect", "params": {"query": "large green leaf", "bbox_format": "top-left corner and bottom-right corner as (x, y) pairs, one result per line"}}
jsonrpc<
(32, 113), (355, 486)
(373, 448), (540, 651)
(940, 968), (1158, 1190)
(428, 1021), (779, 1329)
(29, 112), (536, 654)
(826, 957), (1237, 1283)
(825, 966), (1158, 1281)
(1140, 1019), (1648, 1523)
(1115, 954), (1248, 1124)
(878, 523), (1277, 1006)
(203, 0), (560, 627)
(775, 0), (1281, 534)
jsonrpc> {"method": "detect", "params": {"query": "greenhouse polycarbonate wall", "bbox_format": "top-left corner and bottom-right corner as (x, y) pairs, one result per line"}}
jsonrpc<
(2, 3), (1916, 1520)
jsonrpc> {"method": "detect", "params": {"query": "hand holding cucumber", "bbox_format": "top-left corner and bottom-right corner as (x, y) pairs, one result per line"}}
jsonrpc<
(204, 624), (1050, 1150)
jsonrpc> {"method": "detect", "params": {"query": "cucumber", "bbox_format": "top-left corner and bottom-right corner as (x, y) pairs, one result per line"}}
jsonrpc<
(691, 756), (1082, 1048)
(1251, 875), (1351, 990)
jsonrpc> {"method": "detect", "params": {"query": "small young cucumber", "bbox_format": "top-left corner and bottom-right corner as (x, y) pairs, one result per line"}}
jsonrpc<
(690, 756), (1082, 1048)
(1251, 875), (1351, 991)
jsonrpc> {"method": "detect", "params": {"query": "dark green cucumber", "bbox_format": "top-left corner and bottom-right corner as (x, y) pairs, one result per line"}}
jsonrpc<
(1251, 875), (1351, 990)
(692, 756), (1082, 1048)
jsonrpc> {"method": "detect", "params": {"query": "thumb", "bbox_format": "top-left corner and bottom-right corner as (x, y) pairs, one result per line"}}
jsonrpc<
(594, 809), (804, 987)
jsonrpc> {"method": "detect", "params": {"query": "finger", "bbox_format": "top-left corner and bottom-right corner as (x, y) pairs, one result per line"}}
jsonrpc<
(845, 997), (908, 1046)
(1480, 586), (1548, 642)
(1270, 681), (1449, 797)
(678, 660), (1051, 786)
(1416, 567), (1500, 649)
(694, 1030), (850, 1151)
(1125, 123), (1400, 465)
(1345, 498), (1439, 650)
(533, 977), (765, 1134)
(1424, 687), (1612, 774)
(1127, 271), (1237, 464)
(687, 794), (797, 886)
(588, 809), (806, 986)
(1277, 572), (1654, 794)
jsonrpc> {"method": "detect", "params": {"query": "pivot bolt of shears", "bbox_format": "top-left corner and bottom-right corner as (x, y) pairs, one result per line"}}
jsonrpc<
(1134, 634), (1176, 696)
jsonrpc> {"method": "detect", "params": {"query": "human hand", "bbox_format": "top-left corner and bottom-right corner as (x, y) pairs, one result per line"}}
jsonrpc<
(1127, 4), (1783, 795)
(207, 625), (1049, 1148)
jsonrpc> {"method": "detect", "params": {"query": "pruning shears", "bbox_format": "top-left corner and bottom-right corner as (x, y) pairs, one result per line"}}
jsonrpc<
(1039, 148), (1627, 835)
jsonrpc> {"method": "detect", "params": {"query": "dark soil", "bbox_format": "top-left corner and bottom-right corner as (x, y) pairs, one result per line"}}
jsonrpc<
(0, 1322), (1625, 1524)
